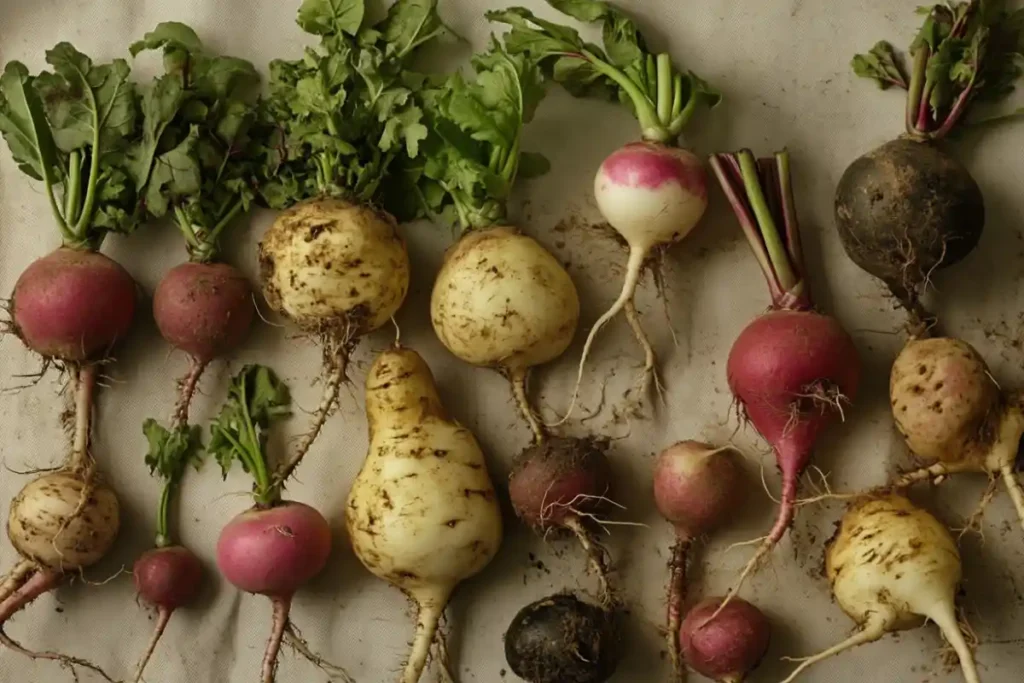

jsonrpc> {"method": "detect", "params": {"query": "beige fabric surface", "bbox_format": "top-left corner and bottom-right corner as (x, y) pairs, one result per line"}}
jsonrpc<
(1, 0), (1023, 682)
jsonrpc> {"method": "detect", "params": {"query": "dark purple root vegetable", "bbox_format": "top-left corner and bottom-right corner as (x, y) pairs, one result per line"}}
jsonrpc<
(834, 139), (982, 325)
(680, 597), (771, 683)
(504, 593), (621, 683)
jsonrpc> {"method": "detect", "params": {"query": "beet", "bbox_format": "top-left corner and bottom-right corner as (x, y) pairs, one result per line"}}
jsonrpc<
(509, 437), (612, 530)
(504, 593), (621, 683)
(834, 139), (983, 305)
(679, 597), (771, 683)
(133, 546), (203, 610)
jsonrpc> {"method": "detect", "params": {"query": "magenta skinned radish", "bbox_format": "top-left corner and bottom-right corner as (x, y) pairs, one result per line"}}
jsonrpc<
(707, 150), (861, 618)
(490, 2), (720, 410)
(208, 365), (339, 683)
(653, 441), (746, 680)
(679, 597), (771, 683)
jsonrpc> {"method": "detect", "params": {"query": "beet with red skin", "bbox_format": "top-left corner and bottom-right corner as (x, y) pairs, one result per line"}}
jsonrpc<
(653, 441), (746, 538)
(133, 545), (203, 610)
(509, 437), (612, 531)
(216, 501), (331, 596)
(504, 593), (621, 683)
(680, 597), (771, 682)
(153, 261), (254, 363)
(11, 248), (137, 361)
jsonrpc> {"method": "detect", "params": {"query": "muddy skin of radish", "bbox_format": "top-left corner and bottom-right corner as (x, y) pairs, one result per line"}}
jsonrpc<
(653, 441), (746, 680)
(504, 593), (622, 683)
(679, 597), (771, 683)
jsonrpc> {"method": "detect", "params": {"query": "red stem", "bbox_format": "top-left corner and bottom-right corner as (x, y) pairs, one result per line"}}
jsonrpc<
(0, 567), (60, 626)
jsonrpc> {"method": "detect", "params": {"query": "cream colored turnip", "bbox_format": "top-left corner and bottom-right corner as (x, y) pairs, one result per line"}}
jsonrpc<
(781, 494), (979, 683)
(346, 346), (503, 683)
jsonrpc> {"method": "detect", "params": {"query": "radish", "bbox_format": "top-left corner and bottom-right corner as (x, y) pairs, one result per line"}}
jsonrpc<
(489, 1), (720, 408)
(208, 364), (337, 683)
(678, 597), (771, 683)
(256, 0), (449, 481)
(890, 336), (1024, 531)
(707, 149), (861, 616)
(504, 593), (622, 683)
(399, 38), (577, 442)
(780, 493), (979, 683)
(126, 25), (262, 678)
(653, 441), (746, 680)
(837, 1), (1024, 334)
(346, 345), (503, 683)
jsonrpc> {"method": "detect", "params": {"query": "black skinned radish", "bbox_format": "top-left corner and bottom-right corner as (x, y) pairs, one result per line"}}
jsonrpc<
(707, 149), (860, 617)
(780, 493), (979, 683)
(653, 441), (746, 679)
(490, 1), (720, 410)
(346, 346), (503, 683)
(836, 1), (1024, 334)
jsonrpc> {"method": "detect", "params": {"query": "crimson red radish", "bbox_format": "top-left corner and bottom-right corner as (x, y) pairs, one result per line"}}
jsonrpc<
(208, 365), (339, 683)
(679, 597), (771, 683)
(490, 2), (720, 410)
(707, 149), (861, 617)
(653, 441), (746, 679)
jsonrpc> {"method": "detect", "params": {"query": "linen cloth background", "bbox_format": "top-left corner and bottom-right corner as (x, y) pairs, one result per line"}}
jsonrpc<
(0, 0), (1022, 681)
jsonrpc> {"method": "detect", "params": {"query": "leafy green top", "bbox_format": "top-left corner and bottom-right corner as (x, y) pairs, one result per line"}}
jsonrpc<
(143, 418), (203, 547)
(257, 0), (450, 209)
(387, 39), (549, 230)
(853, 0), (1024, 140)
(129, 23), (262, 262)
(487, 0), (720, 144)
(0, 45), (141, 250)
(208, 364), (292, 505)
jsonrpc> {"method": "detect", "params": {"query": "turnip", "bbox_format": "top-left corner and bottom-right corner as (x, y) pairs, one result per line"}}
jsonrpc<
(126, 25), (263, 679)
(346, 345), (503, 683)
(504, 593), (622, 683)
(390, 38), (577, 443)
(256, 0), (450, 481)
(780, 493), (980, 683)
(707, 149), (861, 616)
(653, 441), (746, 679)
(890, 336), (1024, 531)
(208, 364), (338, 683)
(490, 1), (720, 407)
(836, 1), (1024, 334)
(678, 597), (771, 683)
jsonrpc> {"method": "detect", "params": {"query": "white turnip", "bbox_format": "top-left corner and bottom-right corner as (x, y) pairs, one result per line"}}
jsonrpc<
(679, 597), (771, 683)
(890, 337), (1024, 530)
(346, 346), (503, 683)
(489, 2), (720, 410)
(780, 493), (979, 683)
(653, 441), (746, 679)
(707, 149), (861, 618)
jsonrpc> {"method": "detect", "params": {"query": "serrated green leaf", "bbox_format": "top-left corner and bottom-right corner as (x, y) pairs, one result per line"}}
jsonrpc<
(145, 127), (201, 217)
(128, 73), (186, 192)
(297, 0), (365, 36)
(547, 0), (609, 22)
(142, 418), (203, 483)
(851, 41), (908, 90)
(0, 62), (60, 183)
(378, 0), (451, 60)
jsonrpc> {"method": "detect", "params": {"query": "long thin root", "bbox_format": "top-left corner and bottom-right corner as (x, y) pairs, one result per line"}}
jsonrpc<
(172, 360), (207, 428)
(666, 538), (691, 683)
(509, 367), (545, 443)
(624, 299), (662, 411)
(0, 630), (116, 683)
(133, 607), (172, 682)
(1000, 465), (1024, 534)
(564, 516), (614, 606)
(284, 622), (355, 682)
(262, 596), (290, 683)
(957, 478), (998, 542)
(779, 621), (886, 683)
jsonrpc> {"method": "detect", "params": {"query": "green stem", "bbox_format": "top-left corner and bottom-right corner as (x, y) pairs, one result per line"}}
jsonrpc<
(194, 199), (244, 262)
(582, 50), (667, 142)
(73, 84), (103, 238)
(669, 85), (701, 139)
(238, 379), (272, 502)
(905, 47), (929, 137)
(737, 151), (797, 292)
(63, 150), (83, 227)
(656, 53), (673, 124)
(644, 54), (657, 99)
(670, 73), (684, 120)
(155, 479), (173, 548)
(776, 151), (804, 274)
(174, 207), (202, 250)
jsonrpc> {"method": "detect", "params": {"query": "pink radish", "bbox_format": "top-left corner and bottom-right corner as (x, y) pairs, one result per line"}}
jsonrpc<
(653, 441), (746, 680)
(679, 597), (771, 683)
(489, 3), (720, 409)
(707, 149), (861, 617)
(208, 365), (338, 683)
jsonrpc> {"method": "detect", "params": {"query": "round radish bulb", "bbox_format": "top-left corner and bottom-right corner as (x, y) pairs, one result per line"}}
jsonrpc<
(504, 593), (621, 683)
(11, 248), (137, 361)
(8, 470), (120, 571)
(216, 502), (331, 596)
(654, 441), (745, 539)
(153, 261), (254, 362)
(679, 597), (771, 683)
(133, 546), (203, 610)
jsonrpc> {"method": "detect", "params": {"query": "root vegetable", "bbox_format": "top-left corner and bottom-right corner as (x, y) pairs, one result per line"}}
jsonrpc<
(780, 493), (979, 683)
(837, 2), (1024, 332)
(653, 441), (746, 679)
(708, 149), (861, 616)
(490, 2), (720, 411)
(504, 593), (621, 683)
(257, 0), (447, 485)
(679, 597), (771, 683)
(209, 365), (338, 683)
(890, 337), (1024, 530)
(346, 346), (503, 683)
